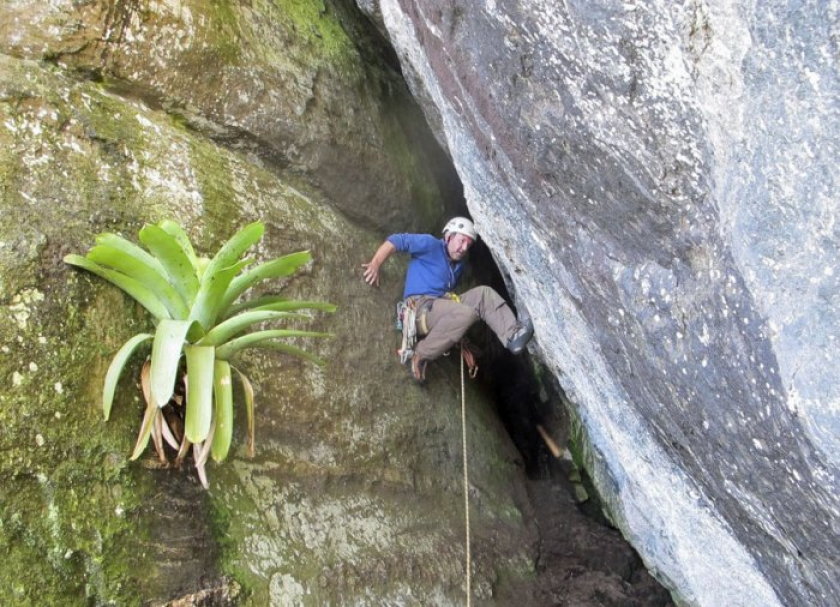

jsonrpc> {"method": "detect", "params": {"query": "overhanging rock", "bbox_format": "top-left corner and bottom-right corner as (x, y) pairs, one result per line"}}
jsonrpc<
(357, 0), (840, 605)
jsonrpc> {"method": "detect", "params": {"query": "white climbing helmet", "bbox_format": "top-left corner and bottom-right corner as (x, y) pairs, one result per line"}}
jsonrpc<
(442, 216), (478, 240)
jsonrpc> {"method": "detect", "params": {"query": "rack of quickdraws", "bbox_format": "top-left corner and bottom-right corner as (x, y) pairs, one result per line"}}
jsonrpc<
(395, 300), (417, 365)
(395, 300), (407, 331)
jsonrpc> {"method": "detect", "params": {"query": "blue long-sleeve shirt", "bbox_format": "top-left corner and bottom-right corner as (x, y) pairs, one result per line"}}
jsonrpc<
(387, 233), (465, 299)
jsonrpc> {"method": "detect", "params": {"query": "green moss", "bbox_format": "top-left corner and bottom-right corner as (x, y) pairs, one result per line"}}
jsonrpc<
(208, 490), (251, 591)
(206, 1), (245, 63)
(0, 60), (213, 604)
(271, 0), (358, 61)
(0, 276), (156, 604)
(188, 138), (243, 245)
(567, 412), (587, 471)
(382, 112), (444, 232)
(495, 552), (538, 583)
(71, 86), (145, 148)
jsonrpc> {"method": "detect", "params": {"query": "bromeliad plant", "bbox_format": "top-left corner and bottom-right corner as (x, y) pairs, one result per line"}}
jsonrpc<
(65, 220), (335, 488)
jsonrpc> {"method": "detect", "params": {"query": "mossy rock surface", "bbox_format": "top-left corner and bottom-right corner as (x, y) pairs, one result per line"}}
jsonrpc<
(0, 0), (445, 233)
(0, 55), (533, 605)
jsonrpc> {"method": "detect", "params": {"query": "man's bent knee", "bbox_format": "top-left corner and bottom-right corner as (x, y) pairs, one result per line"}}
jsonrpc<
(462, 285), (505, 311)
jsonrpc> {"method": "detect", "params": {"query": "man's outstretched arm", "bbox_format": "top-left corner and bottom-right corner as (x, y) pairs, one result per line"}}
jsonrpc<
(362, 240), (397, 287)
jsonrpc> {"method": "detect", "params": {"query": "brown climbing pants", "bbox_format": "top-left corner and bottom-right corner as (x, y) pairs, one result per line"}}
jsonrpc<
(413, 286), (518, 362)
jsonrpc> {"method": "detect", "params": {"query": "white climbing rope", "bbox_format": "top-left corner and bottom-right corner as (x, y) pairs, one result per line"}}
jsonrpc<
(460, 351), (472, 606)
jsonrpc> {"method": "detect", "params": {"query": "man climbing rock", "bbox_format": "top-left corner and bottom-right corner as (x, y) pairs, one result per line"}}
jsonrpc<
(362, 216), (534, 383)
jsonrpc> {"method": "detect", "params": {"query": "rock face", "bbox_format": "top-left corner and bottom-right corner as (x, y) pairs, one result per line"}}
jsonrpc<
(2, 0), (836, 605)
(360, 0), (839, 605)
(0, 3), (536, 604)
(0, 0), (448, 233)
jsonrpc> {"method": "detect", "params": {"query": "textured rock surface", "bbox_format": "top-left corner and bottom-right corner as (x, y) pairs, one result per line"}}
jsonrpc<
(361, 0), (839, 605)
(4, 0), (835, 605)
(0, 0), (447, 233)
(0, 53), (534, 604)
(1, 2), (674, 605)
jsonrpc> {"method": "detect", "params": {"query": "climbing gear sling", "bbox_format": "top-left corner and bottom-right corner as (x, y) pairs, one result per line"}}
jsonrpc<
(457, 340), (479, 379)
(396, 299), (418, 365)
(396, 296), (433, 364)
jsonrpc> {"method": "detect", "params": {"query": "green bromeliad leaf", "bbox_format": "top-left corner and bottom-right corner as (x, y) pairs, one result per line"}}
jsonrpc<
(223, 295), (287, 318)
(253, 300), (337, 314)
(95, 232), (166, 275)
(218, 250), (311, 313)
(211, 360), (233, 462)
(158, 219), (199, 273)
(201, 222), (264, 284)
(223, 296), (337, 319)
(139, 223), (200, 306)
(215, 329), (332, 360)
(102, 333), (153, 420)
(187, 222), (264, 328)
(198, 310), (311, 347)
(63, 254), (172, 320)
(185, 345), (215, 443)
(252, 342), (327, 367)
(149, 319), (192, 407)
(190, 259), (252, 332)
(87, 245), (189, 319)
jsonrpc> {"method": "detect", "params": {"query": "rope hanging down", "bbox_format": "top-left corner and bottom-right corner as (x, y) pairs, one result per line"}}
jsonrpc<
(460, 342), (472, 606)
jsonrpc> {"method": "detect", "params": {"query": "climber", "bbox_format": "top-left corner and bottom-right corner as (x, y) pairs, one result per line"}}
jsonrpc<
(362, 216), (534, 383)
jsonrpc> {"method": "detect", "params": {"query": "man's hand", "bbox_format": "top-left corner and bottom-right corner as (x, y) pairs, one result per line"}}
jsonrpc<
(362, 240), (396, 287)
(362, 259), (381, 286)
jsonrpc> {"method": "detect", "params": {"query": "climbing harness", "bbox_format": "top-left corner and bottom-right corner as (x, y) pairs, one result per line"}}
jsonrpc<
(397, 296), (481, 381)
(460, 340), (472, 606)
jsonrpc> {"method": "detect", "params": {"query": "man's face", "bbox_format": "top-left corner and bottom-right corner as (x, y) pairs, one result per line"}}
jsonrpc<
(446, 232), (474, 261)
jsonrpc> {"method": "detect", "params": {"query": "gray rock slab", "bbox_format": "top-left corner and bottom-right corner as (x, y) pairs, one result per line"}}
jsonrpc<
(359, 0), (840, 604)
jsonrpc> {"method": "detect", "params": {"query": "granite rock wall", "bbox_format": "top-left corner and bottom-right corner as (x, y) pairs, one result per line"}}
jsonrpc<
(358, 0), (840, 605)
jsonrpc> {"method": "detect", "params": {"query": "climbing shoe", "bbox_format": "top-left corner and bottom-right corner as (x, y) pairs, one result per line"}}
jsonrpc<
(410, 352), (428, 384)
(506, 318), (534, 355)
